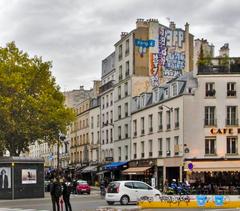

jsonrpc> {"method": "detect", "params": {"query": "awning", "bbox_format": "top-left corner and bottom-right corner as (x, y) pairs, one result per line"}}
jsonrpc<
(122, 166), (151, 175)
(104, 162), (128, 170)
(184, 160), (240, 172)
(81, 165), (97, 173)
(96, 170), (109, 175)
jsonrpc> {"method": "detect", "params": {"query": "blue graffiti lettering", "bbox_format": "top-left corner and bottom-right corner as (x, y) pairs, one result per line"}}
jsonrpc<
(135, 39), (155, 48)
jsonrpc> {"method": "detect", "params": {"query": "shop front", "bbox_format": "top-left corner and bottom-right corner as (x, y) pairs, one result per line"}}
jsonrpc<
(184, 159), (240, 194)
(80, 165), (98, 185)
(122, 159), (157, 187)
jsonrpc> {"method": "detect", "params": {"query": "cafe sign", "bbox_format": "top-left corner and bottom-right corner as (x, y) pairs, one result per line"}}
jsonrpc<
(210, 128), (240, 135)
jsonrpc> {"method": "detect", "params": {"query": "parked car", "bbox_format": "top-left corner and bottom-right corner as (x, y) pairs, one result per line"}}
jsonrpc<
(76, 180), (91, 194)
(105, 180), (161, 205)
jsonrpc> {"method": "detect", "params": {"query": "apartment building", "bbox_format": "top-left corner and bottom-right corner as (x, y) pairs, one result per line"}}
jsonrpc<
(113, 18), (194, 163)
(100, 52), (115, 163)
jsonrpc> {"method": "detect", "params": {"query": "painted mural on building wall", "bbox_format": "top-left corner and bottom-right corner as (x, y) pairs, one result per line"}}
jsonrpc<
(148, 25), (186, 87)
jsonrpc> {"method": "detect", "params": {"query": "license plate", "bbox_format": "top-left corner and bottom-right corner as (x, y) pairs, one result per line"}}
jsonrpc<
(107, 194), (114, 197)
(82, 189), (86, 191)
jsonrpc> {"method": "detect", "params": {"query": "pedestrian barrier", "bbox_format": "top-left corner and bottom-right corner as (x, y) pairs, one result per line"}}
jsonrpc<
(138, 195), (240, 209)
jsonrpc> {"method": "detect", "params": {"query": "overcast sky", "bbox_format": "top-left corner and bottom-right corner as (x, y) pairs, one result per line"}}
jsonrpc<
(0, 0), (239, 90)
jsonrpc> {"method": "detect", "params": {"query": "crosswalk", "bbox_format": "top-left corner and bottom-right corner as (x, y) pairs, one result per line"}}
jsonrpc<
(0, 209), (49, 211)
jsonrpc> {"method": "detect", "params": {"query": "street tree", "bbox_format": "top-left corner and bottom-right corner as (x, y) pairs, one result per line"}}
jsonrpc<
(0, 42), (75, 156)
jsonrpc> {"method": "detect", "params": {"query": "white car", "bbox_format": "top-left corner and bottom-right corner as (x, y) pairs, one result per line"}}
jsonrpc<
(105, 180), (161, 205)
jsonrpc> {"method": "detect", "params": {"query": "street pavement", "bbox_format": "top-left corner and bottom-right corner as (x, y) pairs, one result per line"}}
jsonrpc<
(0, 190), (237, 211)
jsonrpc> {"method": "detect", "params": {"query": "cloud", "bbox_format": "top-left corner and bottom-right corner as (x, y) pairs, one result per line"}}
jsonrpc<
(0, 0), (239, 90)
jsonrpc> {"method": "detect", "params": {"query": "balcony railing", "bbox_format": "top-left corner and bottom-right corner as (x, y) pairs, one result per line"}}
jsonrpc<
(206, 89), (216, 97)
(204, 119), (217, 126)
(141, 153), (144, 158)
(175, 122), (179, 128)
(158, 125), (163, 131)
(141, 129), (145, 135)
(149, 152), (153, 157)
(167, 124), (171, 130)
(226, 118), (238, 126)
(119, 74), (123, 81)
(134, 131), (137, 137)
(99, 80), (114, 94)
(134, 154), (137, 159)
(227, 90), (236, 97)
(198, 58), (240, 75)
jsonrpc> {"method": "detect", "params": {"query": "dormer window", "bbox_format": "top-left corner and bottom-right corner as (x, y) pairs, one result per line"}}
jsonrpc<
(154, 89), (158, 102)
(172, 83), (177, 96)
(140, 95), (145, 107)
(165, 88), (169, 98)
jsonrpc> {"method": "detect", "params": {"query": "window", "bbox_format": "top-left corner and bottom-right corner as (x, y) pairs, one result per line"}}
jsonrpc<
(118, 147), (121, 161)
(97, 115), (100, 127)
(118, 106), (121, 119)
(106, 95), (109, 107)
(149, 140), (153, 157)
(102, 97), (105, 109)
(158, 138), (163, 156)
(125, 182), (133, 189)
(106, 129), (109, 143)
(133, 182), (151, 190)
(118, 86), (121, 99)
(141, 141), (144, 158)
(125, 124), (128, 138)
(110, 128), (113, 143)
(148, 114), (153, 133)
(102, 131), (104, 144)
(119, 45), (122, 60)
(102, 114), (105, 126)
(106, 112), (109, 125)
(205, 137), (216, 155)
(205, 106), (216, 126)
(227, 137), (237, 154)
(118, 126), (121, 140)
(227, 82), (236, 97)
(133, 120), (137, 137)
(172, 83), (178, 96)
(166, 138), (171, 156)
(91, 132), (94, 144)
(119, 65), (122, 80)
(166, 110), (171, 130)
(125, 145), (128, 160)
(91, 117), (94, 129)
(206, 82), (215, 97)
(125, 61), (129, 77)
(174, 136), (179, 155)
(110, 110), (113, 123)
(125, 103), (128, 117)
(158, 112), (163, 130)
(141, 117), (145, 135)
(125, 39), (129, 55)
(97, 131), (100, 144)
(174, 108), (179, 128)
(226, 106), (238, 125)
(124, 82), (128, 96)
(110, 93), (113, 105)
(133, 143), (137, 158)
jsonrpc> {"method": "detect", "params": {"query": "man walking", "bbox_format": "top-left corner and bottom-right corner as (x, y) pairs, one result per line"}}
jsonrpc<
(50, 178), (62, 211)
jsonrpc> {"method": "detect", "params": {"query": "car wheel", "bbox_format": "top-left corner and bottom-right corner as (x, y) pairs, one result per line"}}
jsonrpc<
(107, 201), (114, 205)
(120, 195), (129, 205)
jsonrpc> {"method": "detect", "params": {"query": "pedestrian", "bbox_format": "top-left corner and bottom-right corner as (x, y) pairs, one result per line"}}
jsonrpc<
(50, 177), (62, 211)
(62, 177), (72, 211)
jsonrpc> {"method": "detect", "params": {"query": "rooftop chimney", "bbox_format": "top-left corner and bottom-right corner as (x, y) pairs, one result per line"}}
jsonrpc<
(80, 85), (84, 90)
(136, 18), (148, 28)
(121, 32), (128, 39)
(169, 21), (176, 30)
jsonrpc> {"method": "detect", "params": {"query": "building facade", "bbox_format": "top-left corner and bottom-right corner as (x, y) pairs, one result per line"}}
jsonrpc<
(100, 52), (115, 164)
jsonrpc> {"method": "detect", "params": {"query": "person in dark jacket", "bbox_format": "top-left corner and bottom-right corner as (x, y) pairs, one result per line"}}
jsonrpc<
(62, 178), (72, 211)
(50, 178), (62, 211)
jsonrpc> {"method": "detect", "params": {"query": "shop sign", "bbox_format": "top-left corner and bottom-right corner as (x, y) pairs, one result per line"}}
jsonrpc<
(209, 128), (239, 135)
(105, 157), (113, 162)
